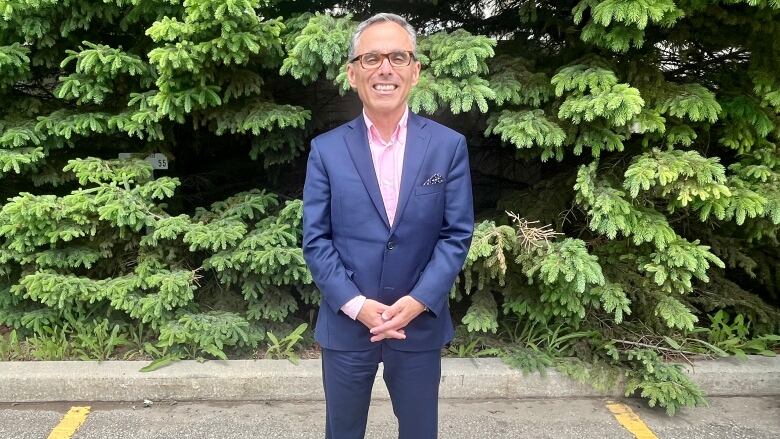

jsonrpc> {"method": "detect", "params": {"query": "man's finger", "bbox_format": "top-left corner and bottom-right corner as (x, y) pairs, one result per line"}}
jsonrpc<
(381, 306), (398, 321)
(384, 329), (405, 339)
(369, 328), (406, 342)
(370, 316), (406, 334)
(370, 330), (406, 342)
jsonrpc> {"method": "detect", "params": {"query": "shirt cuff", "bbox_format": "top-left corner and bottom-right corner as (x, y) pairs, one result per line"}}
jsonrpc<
(341, 294), (367, 320)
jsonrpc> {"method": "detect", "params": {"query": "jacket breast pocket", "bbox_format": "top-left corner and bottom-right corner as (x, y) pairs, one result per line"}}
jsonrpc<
(415, 183), (444, 196)
(407, 188), (444, 225)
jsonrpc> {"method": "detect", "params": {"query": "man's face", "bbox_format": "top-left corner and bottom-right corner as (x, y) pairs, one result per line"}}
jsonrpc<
(347, 21), (421, 117)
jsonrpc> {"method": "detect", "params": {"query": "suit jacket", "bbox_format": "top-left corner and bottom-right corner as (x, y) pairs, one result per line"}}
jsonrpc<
(302, 111), (474, 352)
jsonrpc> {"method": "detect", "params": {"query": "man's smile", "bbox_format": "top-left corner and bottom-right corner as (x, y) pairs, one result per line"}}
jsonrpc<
(372, 83), (399, 93)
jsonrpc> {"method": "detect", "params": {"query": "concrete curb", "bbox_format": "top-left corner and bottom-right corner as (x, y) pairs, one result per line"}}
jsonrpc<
(1, 356), (778, 403)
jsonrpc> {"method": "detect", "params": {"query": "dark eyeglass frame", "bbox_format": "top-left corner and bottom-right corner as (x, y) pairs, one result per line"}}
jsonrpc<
(349, 50), (416, 69)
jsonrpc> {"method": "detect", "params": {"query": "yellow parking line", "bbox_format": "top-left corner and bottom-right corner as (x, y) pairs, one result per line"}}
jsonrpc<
(606, 402), (659, 439)
(47, 406), (91, 439)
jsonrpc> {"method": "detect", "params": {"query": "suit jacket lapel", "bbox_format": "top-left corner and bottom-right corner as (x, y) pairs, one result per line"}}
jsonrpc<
(344, 116), (391, 228)
(391, 113), (431, 234)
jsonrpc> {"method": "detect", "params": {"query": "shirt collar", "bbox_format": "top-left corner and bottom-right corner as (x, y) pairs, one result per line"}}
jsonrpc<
(363, 107), (409, 147)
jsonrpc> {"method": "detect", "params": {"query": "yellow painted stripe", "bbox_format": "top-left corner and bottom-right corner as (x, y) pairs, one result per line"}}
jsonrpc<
(606, 402), (659, 439)
(47, 406), (91, 439)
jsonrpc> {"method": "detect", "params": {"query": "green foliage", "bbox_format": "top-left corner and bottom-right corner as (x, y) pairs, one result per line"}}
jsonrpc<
(587, 0), (682, 30)
(0, 43), (31, 88)
(623, 349), (707, 416)
(411, 30), (497, 114)
(198, 100), (310, 136)
(594, 283), (632, 324)
(574, 0), (684, 52)
(653, 296), (699, 331)
(461, 217), (627, 328)
(551, 65), (618, 95)
(576, 162), (675, 248)
(574, 158), (727, 332)
(445, 327), (503, 358)
(280, 13), (354, 85)
(701, 310), (780, 358)
(522, 238), (605, 295)
(0, 0), (778, 417)
(0, 330), (32, 360)
(502, 347), (554, 375)
(456, 220), (518, 297)
(203, 197), (312, 323)
(488, 57), (552, 107)
(71, 318), (130, 361)
(418, 29), (495, 78)
(462, 290), (499, 333)
(558, 83), (645, 126)
(656, 83), (721, 124)
(0, 0), (322, 361)
(500, 319), (603, 376)
(0, 155), (310, 359)
(485, 110), (566, 162)
(624, 149), (729, 204)
(265, 322), (308, 364)
(27, 326), (72, 361)
(157, 311), (263, 360)
(639, 239), (725, 295)
(574, 125), (625, 158)
(719, 97), (775, 153)
(57, 42), (154, 105)
(555, 358), (622, 394)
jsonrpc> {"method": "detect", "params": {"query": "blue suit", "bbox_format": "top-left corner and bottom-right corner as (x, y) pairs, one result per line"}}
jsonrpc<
(302, 111), (474, 438)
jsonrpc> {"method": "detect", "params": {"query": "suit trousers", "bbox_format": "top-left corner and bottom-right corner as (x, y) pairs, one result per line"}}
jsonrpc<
(322, 343), (442, 439)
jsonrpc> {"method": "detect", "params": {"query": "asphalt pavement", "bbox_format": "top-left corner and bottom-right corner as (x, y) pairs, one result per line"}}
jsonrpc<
(2, 396), (779, 438)
(1, 356), (779, 438)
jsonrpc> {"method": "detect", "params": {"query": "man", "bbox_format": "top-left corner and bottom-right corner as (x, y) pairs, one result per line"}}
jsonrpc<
(302, 13), (474, 439)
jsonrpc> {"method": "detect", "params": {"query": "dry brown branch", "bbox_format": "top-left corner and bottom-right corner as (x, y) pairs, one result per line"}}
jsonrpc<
(506, 210), (563, 251)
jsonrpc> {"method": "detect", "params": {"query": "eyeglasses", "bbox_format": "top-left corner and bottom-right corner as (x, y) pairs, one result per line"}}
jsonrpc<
(349, 51), (416, 69)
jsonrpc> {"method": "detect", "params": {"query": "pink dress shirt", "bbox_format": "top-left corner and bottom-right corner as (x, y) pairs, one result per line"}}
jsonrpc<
(341, 107), (409, 320)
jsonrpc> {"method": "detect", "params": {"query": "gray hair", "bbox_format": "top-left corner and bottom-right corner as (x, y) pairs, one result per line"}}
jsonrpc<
(348, 13), (417, 60)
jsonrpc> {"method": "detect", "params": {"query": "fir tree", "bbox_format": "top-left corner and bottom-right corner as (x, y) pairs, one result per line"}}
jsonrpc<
(1, 0), (778, 415)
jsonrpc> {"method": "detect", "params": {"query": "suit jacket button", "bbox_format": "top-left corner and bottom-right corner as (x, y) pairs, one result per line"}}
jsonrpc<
(386, 241), (395, 250)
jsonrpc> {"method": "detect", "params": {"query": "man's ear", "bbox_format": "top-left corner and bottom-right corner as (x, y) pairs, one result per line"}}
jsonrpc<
(346, 62), (356, 89)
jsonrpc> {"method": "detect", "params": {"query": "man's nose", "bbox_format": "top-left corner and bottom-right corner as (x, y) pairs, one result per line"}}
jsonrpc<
(377, 57), (393, 74)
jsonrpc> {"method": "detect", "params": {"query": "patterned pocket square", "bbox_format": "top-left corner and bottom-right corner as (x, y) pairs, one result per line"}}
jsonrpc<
(422, 173), (445, 186)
